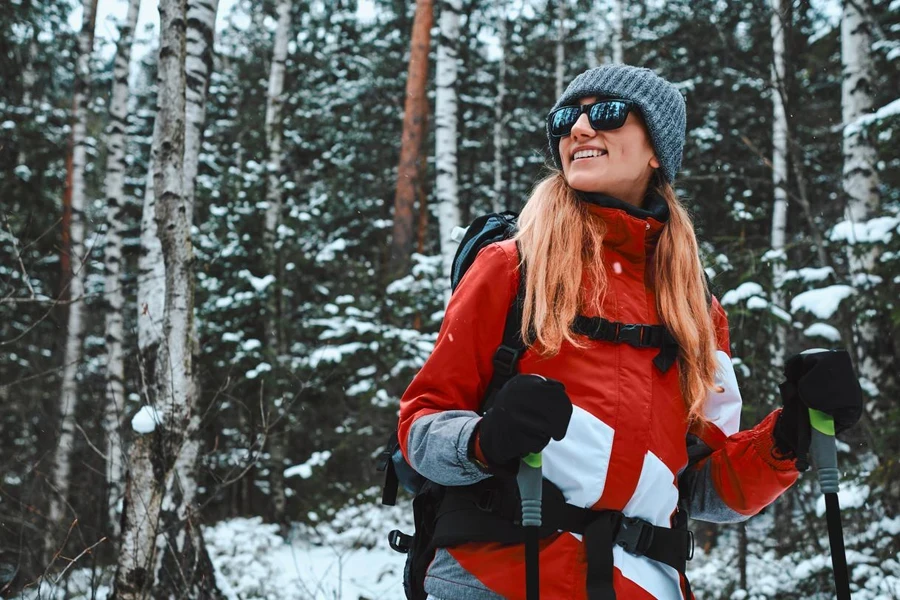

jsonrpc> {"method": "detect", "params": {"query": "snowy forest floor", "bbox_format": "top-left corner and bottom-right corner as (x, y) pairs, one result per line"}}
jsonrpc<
(15, 499), (900, 599)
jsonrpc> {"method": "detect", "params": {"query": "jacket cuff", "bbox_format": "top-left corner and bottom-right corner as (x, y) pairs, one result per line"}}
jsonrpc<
(753, 409), (799, 472)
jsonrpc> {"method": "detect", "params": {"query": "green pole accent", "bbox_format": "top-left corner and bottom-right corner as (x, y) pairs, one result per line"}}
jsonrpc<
(809, 408), (836, 436)
(523, 453), (542, 468)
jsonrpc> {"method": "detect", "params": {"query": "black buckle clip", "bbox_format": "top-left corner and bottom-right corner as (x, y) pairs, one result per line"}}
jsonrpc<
(475, 488), (497, 512)
(615, 516), (654, 556)
(687, 529), (695, 561)
(617, 324), (645, 348)
(388, 529), (412, 554)
(493, 345), (522, 376)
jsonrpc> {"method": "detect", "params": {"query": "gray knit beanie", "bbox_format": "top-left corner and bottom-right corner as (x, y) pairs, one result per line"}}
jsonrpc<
(547, 64), (687, 184)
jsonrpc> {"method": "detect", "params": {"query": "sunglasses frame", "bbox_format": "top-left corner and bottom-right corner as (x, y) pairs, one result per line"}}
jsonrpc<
(547, 98), (637, 138)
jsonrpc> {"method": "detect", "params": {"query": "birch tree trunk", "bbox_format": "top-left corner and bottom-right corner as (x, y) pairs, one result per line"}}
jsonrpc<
(554, 0), (566, 98)
(113, 0), (216, 595)
(492, 11), (507, 213)
(840, 0), (882, 385)
(611, 0), (624, 64)
(769, 0), (788, 369)
(101, 0), (141, 542)
(389, 0), (433, 283)
(585, 0), (599, 69)
(153, 0), (221, 594)
(46, 0), (98, 559)
(436, 0), (461, 305)
(263, 0), (292, 532)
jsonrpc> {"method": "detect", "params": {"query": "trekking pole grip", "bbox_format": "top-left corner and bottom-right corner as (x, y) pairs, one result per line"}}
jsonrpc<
(808, 409), (839, 493)
(518, 453), (543, 527)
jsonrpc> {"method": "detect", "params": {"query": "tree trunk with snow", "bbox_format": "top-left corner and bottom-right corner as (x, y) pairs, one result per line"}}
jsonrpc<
(554, 0), (566, 98)
(153, 0), (222, 595)
(262, 0), (292, 532)
(113, 0), (219, 595)
(45, 0), (98, 559)
(101, 0), (141, 542)
(585, 0), (599, 69)
(492, 11), (507, 213)
(436, 0), (461, 304)
(768, 0), (788, 370)
(389, 0), (433, 283)
(840, 0), (882, 386)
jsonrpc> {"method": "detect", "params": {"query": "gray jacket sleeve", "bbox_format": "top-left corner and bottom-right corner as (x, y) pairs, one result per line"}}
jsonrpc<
(405, 411), (491, 487)
(678, 433), (749, 524)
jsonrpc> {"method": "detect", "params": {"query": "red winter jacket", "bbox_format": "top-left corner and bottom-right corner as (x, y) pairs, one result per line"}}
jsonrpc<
(398, 193), (798, 600)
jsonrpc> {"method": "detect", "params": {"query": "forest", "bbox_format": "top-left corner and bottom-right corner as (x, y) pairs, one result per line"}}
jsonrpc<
(0, 0), (898, 597)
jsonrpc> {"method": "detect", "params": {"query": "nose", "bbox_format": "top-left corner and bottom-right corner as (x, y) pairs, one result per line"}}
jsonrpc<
(570, 111), (595, 140)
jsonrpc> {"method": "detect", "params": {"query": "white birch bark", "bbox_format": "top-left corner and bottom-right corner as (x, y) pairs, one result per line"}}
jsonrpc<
(263, 0), (291, 530)
(101, 0), (141, 541)
(585, 0), (599, 69)
(114, 0), (192, 595)
(492, 11), (507, 213)
(769, 0), (788, 368)
(153, 0), (221, 594)
(611, 0), (624, 64)
(436, 0), (461, 305)
(554, 0), (566, 98)
(840, 0), (881, 384)
(46, 0), (97, 550)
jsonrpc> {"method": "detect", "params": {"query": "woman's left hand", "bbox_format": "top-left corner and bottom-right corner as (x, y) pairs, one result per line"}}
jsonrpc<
(773, 349), (863, 468)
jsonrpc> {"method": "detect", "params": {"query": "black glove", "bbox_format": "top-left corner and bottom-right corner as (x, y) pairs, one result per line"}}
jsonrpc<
(476, 374), (573, 474)
(773, 349), (863, 470)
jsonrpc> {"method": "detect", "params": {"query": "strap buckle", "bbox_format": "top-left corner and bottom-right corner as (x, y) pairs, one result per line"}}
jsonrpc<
(615, 516), (655, 556)
(687, 529), (695, 561)
(388, 529), (413, 554)
(492, 345), (522, 376)
(617, 324), (645, 347)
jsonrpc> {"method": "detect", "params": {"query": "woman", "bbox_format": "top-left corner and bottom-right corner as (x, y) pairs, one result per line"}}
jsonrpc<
(397, 64), (860, 600)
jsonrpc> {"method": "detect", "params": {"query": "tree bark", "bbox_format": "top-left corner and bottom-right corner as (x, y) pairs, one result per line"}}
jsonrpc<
(262, 0), (292, 533)
(492, 10), (507, 213)
(554, 0), (566, 98)
(113, 0), (220, 596)
(46, 0), (99, 559)
(840, 0), (882, 385)
(101, 0), (142, 543)
(389, 0), (433, 283)
(153, 0), (221, 594)
(436, 0), (461, 306)
(768, 0), (788, 368)
(611, 0), (624, 65)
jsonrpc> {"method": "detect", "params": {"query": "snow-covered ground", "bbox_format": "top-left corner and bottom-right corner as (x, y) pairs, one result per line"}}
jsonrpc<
(16, 496), (899, 599)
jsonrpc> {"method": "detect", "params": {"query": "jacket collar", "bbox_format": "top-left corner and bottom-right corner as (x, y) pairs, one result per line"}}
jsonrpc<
(575, 190), (669, 262)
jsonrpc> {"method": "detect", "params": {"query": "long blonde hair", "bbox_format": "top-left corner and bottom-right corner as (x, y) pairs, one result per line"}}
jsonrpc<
(513, 171), (717, 423)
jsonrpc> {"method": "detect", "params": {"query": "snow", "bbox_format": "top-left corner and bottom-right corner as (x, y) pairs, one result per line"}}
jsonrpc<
(745, 296), (768, 310)
(815, 484), (870, 517)
(284, 451), (332, 479)
(790, 285), (855, 319)
(780, 266), (834, 283)
(131, 405), (161, 434)
(830, 216), (899, 244)
(720, 281), (764, 306)
(803, 322), (842, 342)
(845, 98), (900, 137)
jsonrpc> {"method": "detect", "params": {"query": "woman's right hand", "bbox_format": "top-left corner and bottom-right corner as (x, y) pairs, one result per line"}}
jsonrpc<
(477, 374), (573, 472)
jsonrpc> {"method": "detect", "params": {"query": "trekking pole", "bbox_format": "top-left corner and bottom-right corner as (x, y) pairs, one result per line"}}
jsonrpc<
(517, 452), (542, 600)
(808, 408), (851, 600)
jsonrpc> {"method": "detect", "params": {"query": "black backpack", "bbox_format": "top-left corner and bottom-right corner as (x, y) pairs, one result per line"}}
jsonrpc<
(377, 211), (523, 600)
(377, 210), (697, 599)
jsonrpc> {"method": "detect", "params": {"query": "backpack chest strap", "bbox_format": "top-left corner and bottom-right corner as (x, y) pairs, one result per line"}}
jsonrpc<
(571, 316), (679, 373)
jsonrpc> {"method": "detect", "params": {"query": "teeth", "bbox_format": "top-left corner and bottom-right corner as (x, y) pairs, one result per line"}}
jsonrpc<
(573, 149), (607, 160)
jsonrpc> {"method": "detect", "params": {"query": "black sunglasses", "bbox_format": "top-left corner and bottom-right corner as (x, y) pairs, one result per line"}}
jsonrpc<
(547, 99), (636, 138)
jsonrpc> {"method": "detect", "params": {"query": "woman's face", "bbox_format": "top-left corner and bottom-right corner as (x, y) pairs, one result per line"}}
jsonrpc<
(558, 96), (660, 206)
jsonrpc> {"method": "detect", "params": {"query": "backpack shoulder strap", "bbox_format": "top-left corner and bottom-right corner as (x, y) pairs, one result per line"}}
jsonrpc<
(481, 241), (527, 415)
